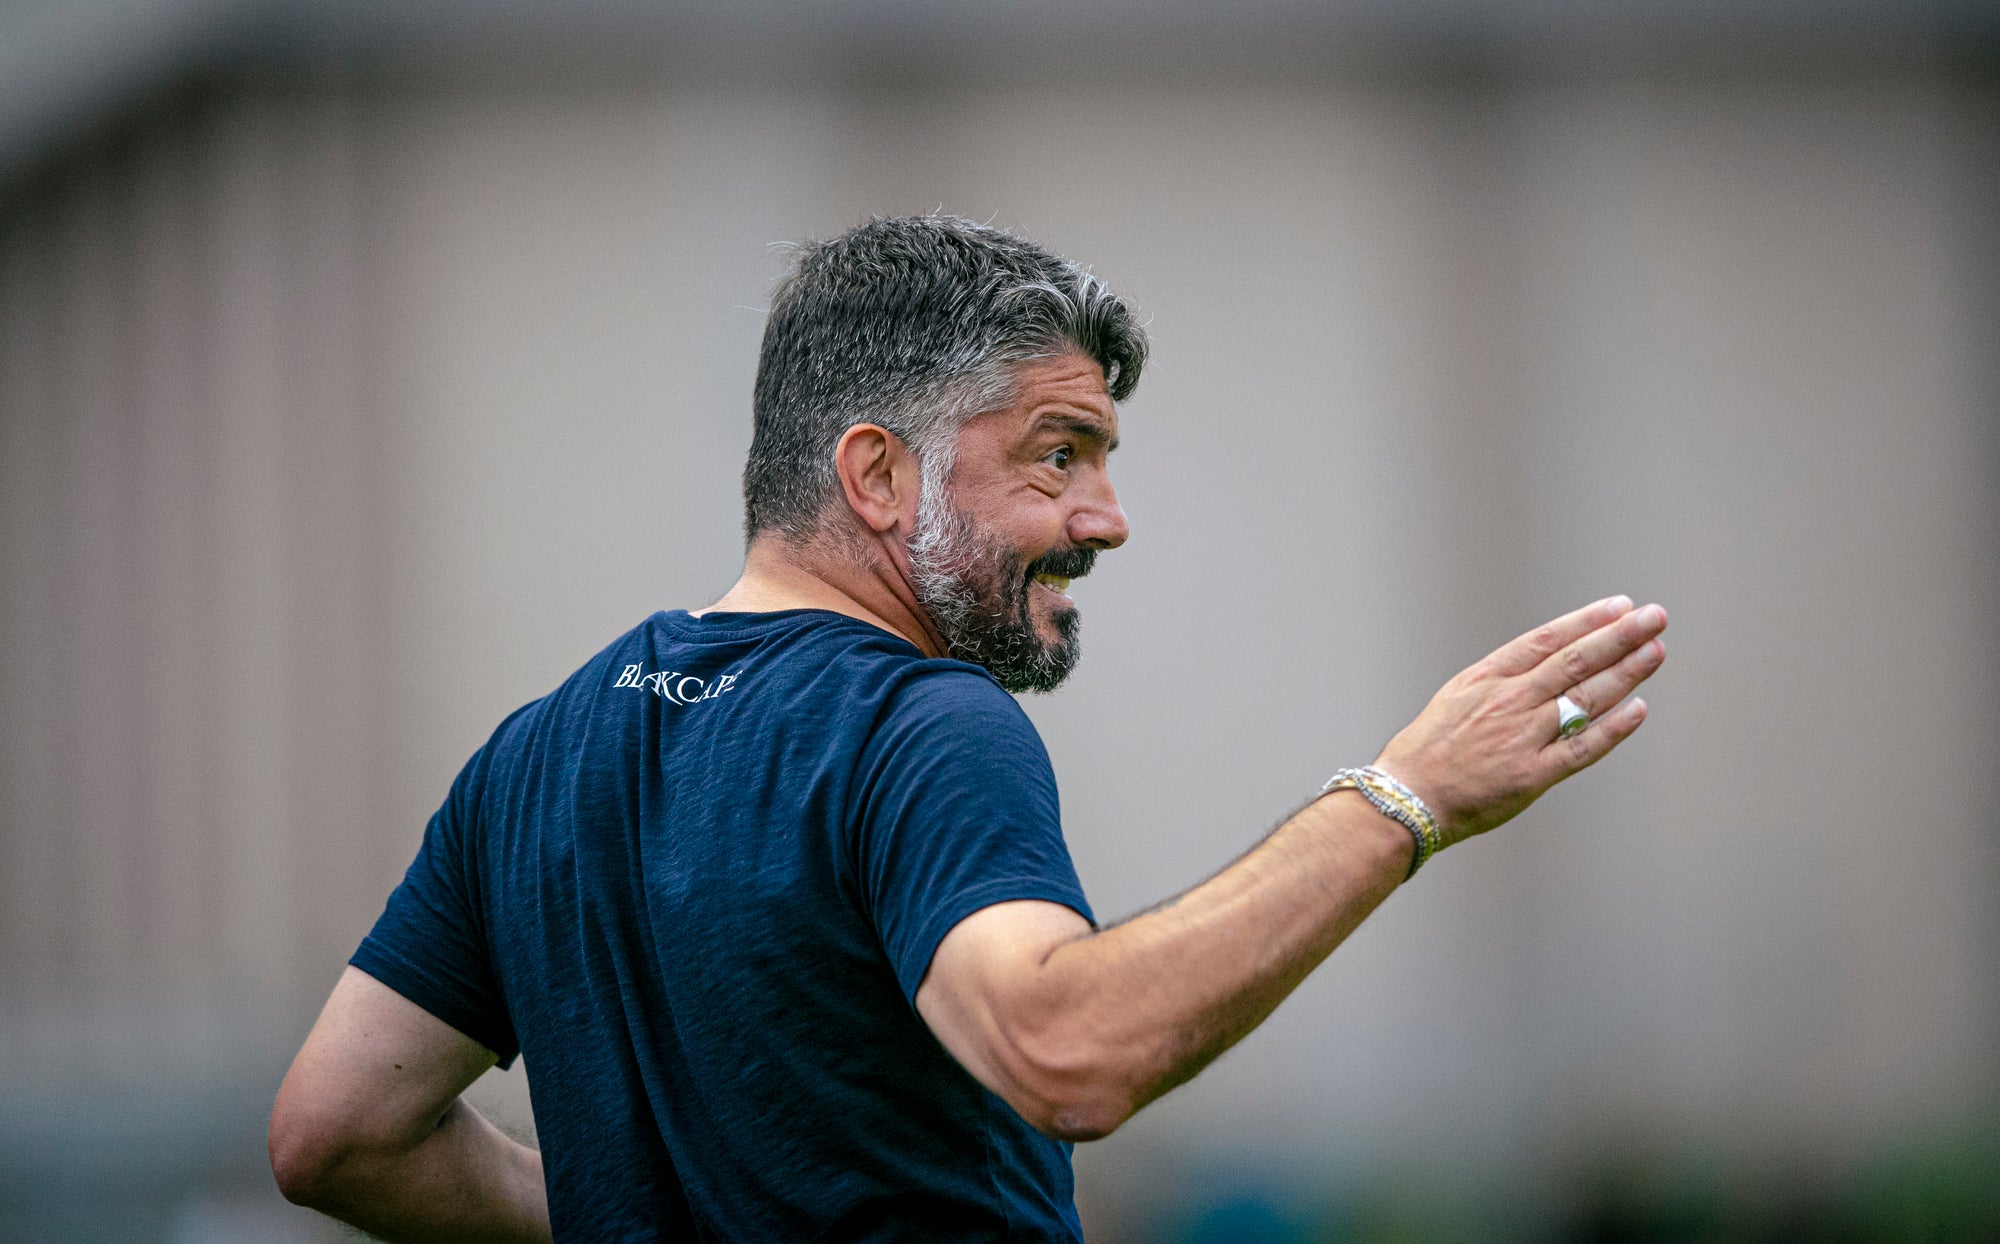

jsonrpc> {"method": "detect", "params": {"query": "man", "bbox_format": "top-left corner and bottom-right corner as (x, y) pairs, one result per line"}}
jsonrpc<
(269, 215), (1666, 1241)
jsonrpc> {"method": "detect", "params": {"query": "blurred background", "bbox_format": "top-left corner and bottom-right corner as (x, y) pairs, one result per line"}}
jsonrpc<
(2, 1), (1998, 1240)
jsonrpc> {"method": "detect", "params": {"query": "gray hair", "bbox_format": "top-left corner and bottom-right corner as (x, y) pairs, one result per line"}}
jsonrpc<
(742, 215), (1148, 544)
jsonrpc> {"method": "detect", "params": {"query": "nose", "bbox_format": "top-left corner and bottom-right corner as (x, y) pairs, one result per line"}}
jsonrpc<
(1067, 472), (1129, 551)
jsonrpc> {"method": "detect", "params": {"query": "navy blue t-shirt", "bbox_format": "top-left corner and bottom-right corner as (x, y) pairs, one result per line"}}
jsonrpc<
(352, 609), (1095, 1241)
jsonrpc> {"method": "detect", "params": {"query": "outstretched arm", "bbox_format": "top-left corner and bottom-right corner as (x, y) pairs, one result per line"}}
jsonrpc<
(916, 595), (1667, 1141)
(269, 967), (552, 1243)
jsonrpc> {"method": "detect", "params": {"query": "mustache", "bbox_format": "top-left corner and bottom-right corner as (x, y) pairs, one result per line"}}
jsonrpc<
(1025, 545), (1097, 581)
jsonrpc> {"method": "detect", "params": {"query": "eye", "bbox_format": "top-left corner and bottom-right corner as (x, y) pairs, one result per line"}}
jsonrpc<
(1044, 446), (1074, 471)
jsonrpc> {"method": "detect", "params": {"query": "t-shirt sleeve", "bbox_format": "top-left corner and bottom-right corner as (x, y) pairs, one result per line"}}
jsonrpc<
(350, 749), (520, 1066)
(850, 667), (1095, 1004)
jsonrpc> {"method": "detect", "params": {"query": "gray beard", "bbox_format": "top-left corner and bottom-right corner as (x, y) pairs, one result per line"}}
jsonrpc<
(907, 490), (1082, 695)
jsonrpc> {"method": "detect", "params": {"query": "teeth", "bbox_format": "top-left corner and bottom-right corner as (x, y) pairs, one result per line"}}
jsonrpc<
(1034, 574), (1071, 592)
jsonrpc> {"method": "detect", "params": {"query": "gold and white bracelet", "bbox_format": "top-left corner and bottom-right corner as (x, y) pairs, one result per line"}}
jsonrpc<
(1321, 764), (1443, 879)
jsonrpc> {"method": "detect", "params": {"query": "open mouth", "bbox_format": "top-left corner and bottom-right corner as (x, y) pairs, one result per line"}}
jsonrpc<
(1025, 546), (1094, 606)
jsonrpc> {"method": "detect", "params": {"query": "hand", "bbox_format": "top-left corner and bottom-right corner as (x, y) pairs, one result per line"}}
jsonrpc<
(1372, 596), (1667, 846)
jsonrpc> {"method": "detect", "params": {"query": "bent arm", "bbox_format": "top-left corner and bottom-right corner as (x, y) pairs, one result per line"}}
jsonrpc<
(269, 967), (551, 1244)
(917, 789), (1410, 1140)
(918, 595), (1668, 1141)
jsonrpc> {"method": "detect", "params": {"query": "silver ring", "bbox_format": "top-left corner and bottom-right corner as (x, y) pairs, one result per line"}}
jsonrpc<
(1555, 694), (1590, 739)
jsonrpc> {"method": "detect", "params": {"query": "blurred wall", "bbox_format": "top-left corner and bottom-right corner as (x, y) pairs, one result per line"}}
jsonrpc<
(1, 57), (1996, 1239)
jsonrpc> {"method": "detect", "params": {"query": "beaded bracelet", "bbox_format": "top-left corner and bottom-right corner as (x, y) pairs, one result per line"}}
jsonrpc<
(1358, 765), (1443, 874)
(1321, 764), (1444, 879)
(1357, 765), (1444, 873)
(1319, 774), (1431, 876)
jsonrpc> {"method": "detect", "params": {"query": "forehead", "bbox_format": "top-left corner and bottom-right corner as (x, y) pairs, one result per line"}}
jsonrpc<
(994, 352), (1119, 444)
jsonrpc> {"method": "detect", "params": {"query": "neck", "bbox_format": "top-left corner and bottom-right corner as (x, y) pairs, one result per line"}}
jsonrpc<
(696, 529), (949, 658)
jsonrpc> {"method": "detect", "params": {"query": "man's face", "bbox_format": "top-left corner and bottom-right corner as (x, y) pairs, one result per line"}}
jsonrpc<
(907, 352), (1128, 693)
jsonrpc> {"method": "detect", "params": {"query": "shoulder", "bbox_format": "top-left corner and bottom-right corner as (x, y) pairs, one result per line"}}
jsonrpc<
(859, 661), (1051, 792)
(878, 660), (1031, 734)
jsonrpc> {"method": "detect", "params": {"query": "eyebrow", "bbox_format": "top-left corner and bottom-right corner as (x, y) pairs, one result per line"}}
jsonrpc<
(1036, 413), (1119, 453)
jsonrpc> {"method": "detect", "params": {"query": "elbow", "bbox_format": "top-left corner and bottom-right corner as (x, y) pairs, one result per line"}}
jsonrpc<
(268, 1096), (368, 1210)
(1001, 1028), (1143, 1143)
(268, 1116), (334, 1208)
(1035, 1096), (1130, 1144)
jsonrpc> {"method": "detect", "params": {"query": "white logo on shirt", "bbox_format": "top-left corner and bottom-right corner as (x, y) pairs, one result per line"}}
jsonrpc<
(613, 665), (742, 706)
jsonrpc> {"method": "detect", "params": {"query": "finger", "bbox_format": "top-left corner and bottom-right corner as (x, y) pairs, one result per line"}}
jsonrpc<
(1487, 596), (1634, 677)
(1543, 695), (1648, 775)
(1528, 602), (1667, 697)
(1564, 636), (1666, 718)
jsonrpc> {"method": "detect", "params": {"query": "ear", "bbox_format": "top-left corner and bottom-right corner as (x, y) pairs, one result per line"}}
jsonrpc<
(834, 423), (922, 534)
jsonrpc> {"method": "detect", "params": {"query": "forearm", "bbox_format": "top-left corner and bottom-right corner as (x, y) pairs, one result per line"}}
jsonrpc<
(293, 1098), (550, 1244)
(1032, 789), (1413, 1128)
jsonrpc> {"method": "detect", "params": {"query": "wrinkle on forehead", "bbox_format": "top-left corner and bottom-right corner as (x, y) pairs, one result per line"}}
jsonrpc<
(938, 351), (1120, 482)
(1000, 353), (1117, 437)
